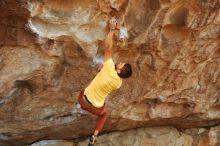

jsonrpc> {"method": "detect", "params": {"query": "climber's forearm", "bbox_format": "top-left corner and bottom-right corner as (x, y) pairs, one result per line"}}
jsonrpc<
(104, 31), (114, 60)
(104, 30), (114, 60)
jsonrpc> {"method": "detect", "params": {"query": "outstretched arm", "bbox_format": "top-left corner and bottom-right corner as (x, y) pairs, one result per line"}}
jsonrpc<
(104, 17), (119, 61)
(104, 30), (114, 61)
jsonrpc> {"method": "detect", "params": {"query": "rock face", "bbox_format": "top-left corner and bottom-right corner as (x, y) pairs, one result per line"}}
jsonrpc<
(0, 0), (220, 145)
(31, 126), (220, 146)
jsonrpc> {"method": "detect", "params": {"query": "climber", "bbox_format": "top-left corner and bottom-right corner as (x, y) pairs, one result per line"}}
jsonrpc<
(77, 17), (132, 146)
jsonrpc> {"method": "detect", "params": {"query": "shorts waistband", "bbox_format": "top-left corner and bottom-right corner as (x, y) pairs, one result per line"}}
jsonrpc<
(83, 95), (92, 106)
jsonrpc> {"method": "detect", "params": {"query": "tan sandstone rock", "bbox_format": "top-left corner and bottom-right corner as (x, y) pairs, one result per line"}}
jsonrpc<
(0, 0), (220, 145)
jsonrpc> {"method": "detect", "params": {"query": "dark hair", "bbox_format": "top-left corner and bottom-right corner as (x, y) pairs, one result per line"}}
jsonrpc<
(118, 63), (132, 78)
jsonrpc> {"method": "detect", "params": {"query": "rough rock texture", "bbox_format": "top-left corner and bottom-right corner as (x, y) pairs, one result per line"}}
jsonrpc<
(31, 126), (220, 146)
(0, 0), (220, 146)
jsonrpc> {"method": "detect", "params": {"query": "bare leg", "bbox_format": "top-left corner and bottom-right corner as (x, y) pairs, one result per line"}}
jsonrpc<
(94, 130), (98, 136)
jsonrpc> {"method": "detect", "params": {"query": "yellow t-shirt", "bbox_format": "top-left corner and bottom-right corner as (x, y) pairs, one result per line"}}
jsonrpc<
(84, 58), (122, 107)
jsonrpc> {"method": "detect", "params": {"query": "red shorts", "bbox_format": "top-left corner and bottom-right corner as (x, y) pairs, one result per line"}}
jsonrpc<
(78, 91), (107, 133)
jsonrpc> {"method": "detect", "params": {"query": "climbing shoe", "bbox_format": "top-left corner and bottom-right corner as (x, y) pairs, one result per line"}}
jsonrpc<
(88, 135), (97, 146)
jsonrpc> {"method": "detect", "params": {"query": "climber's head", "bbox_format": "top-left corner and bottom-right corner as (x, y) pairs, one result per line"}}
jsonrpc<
(115, 63), (132, 78)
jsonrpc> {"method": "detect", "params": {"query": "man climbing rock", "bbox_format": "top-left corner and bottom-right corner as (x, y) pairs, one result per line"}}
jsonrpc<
(77, 18), (132, 146)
